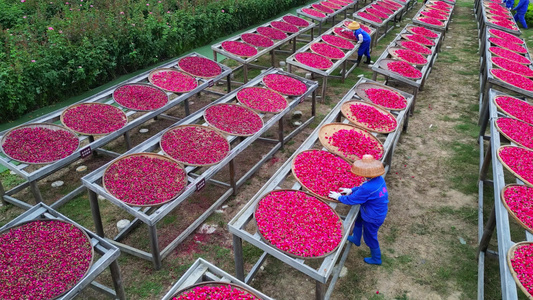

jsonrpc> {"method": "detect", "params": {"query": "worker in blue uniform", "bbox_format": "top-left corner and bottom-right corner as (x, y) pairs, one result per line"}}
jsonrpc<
(513, 0), (530, 28)
(329, 154), (388, 265)
(506, 0), (514, 9)
(343, 21), (373, 65)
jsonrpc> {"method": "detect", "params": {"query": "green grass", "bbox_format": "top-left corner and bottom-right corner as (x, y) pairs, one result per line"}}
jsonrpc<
(0, 171), (25, 189)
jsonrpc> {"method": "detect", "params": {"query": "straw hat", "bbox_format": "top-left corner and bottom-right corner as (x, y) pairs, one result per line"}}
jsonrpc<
(347, 21), (360, 30)
(351, 154), (385, 178)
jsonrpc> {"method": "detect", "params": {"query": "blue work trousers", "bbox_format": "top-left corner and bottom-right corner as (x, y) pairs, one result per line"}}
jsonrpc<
(514, 12), (528, 28)
(353, 214), (384, 249)
(358, 40), (371, 59)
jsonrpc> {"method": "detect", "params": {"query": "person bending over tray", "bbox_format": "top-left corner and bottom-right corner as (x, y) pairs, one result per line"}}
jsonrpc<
(342, 21), (373, 65)
(329, 154), (388, 265)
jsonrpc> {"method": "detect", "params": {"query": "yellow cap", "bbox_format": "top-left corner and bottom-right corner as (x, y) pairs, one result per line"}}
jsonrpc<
(347, 21), (360, 30)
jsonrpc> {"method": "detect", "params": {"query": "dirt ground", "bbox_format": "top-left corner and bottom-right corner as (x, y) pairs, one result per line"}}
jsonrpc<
(0, 0), (523, 299)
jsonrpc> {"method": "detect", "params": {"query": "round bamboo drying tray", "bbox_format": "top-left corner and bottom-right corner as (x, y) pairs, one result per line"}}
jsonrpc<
(318, 122), (384, 162)
(487, 14), (513, 22)
(378, 58), (423, 79)
(488, 29), (523, 43)
(0, 123), (80, 165)
(0, 218), (95, 300)
(493, 96), (533, 124)
(507, 241), (533, 300)
(147, 68), (199, 93)
(489, 39), (527, 54)
(501, 184), (533, 234)
(253, 189), (345, 259)
(112, 82), (169, 112)
(488, 47), (530, 65)
(203, 103), (264, 137)
(396, 40), (433, 55)
(159, 124), (230, 167)
(341, 100), (398, 133)
(310, 43), (346, 60)
(291, 149), (344, 203)
(171, 281), (264, 299)
(495, 117), (533, 150)
(490, 68), (533, 91)
(236, 87), (289, 114)
(177, 56), (222, 79)
(400, 34), (436, 46)
(102, 152), (187, 207)
(497, 145), (533, 187)
(60, 103), (128, 136)
(425, 4), (451, 13)
(387, 47), (428, 66)
(421, 9), (449, 20)
(405, 26), (438, 37)
(354, 82), (408, 111)
(294, 53), (333, 70)
(490, 57), (533, 78)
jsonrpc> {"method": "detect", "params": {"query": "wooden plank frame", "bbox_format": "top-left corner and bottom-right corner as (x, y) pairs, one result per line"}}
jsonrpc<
(0, 203), (126, 300)
(296, 1), (359, 35)
(81, 68), (319, 270)
(0, 52), (232, 210)
(227, 77), (414, 300)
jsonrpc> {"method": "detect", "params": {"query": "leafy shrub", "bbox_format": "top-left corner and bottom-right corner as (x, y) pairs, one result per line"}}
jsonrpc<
(0, 0), (308, 122)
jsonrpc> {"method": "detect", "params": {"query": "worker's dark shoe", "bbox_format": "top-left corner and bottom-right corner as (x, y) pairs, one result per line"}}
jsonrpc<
(364, 247), (382, 265)
(356, 56), (363, 66)
(347, 226), (362, 246)
(364, 57), (373, 64)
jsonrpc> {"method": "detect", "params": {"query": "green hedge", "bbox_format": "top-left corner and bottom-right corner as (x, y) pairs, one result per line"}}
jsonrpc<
(0, 0), (308, 122)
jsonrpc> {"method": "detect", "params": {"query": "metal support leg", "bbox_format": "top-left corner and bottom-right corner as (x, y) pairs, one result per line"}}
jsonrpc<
(292, 37), (297, 53)
(312, 91), (317, 117)
(321, 76), (328, 101)
(316, 281), (326, 300)
(148, 224), (162, 270)
(477, 205), (496, 259)
(89, 190), (105, 237)
(479, 142), (492, 181)
(109, 260), (127, 300)
(233, 235), (245, 280)
(29, 181), (43, 204)
(229, 160), (237, 196)
(184, 99), (191, 116)
(278, 117), (285, 149)
(243, 64), (249, 83)
(0, 180), (6, 206)
(123, 132), (132, 150)
(372, 71), (378, 81)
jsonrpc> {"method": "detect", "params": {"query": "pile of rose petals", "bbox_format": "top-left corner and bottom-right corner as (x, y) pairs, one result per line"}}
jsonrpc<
(387, 61), (423, 79)
(0, 220), (92, 300)
(292, 150), (365, 200)
(237, 87), (288, 113)
(283, 15), (310, 27)
(241, 33), (274, 48)
(150, 69), (198, 93)
(160, 126), (230, 166)
(491, 69), (533, 91)
(173, 284), (259, 300)
(346, 102), (398, 132)
(509, 243), (533, 296)
(364, 88), (408, 110)
(263, 74), (307, 96)
(104, 154), (186, 206)
(294, 52), (334, 70)
(502, 185), (533, 232)
(496, 118), (533, 149)
(204, 104), (263, 136)
(178, 56), (222, 78)
(255, 190), (343, 257)
(498, 146), (533, 185)
(310, 43), (346, 59)
(221, 41), (258, 57)
(62, 103), (127, 135)
(2, 125), (79, 164)
(322, 34), (355, 49)
(495, 95), (533, 124)
(113, 84), (168, 111)
(490, 47), (531, 64)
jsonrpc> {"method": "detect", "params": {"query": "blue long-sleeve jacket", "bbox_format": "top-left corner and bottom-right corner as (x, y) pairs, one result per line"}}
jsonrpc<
(338, 176), (389, 224)
(514, 0), (529, 14)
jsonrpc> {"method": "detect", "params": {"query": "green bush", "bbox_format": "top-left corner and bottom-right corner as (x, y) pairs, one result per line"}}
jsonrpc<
(0, 0), (308, 122)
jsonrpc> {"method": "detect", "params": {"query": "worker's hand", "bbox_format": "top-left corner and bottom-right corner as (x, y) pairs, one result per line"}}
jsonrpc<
(340, 188), (352, 195)
(328, 191), (342, 200)
(341, 28), (347, 32)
